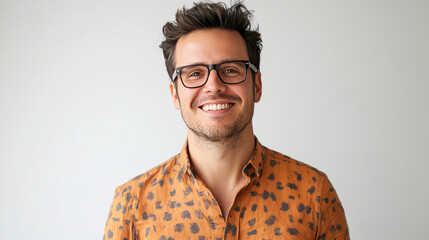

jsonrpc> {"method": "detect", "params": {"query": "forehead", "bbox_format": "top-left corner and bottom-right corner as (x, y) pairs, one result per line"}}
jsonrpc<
(175, 28), (249, 67)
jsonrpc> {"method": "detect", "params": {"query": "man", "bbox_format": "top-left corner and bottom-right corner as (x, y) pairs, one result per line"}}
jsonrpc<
(104, 2), (349, 239)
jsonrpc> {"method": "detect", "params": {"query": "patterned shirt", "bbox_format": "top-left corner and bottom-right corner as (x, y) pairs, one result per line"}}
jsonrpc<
(104, 139), (349, 239)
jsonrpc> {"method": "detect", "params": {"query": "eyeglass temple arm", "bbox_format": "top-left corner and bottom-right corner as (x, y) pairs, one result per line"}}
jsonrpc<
(171, 71), (178, 82)
(248, 62), (258, 73)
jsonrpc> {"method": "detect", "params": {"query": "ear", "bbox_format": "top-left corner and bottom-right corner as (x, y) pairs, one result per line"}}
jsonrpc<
(254, 72), (262, 103)
(169, 82), (181, 110)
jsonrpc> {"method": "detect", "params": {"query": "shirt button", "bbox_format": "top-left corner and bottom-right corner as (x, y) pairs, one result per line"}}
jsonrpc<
(205, 191), (209, 196)
(187, 169), (193, 175)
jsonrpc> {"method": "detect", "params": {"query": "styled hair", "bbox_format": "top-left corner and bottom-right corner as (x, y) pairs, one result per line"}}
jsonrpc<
(160, 1), (262, 81)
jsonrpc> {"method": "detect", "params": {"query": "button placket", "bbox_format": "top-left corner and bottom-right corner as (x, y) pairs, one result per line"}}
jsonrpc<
(190, 172), (225, 238)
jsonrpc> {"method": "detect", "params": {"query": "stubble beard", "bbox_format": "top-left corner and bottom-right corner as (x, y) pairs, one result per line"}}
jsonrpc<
(183, 107), (253, 142)
(178, 95), (254, 143)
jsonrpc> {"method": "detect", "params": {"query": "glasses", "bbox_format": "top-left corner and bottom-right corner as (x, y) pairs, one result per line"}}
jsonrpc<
(172, 60), (258, 88)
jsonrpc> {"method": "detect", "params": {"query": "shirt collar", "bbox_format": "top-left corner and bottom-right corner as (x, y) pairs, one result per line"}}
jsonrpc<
(175, 137), (267, 179)
(245, 137), (266, 178)
(174, 141), (193, 182)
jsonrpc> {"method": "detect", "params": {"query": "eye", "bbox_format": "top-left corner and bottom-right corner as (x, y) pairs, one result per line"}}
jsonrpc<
(189, 71), (202, 77)
(188, 71), (204, 78)
(222, 67), (241, 76)
(219, 62), (245, 76)
(185, 69), (206, 81)
(224, 68), (239, 74)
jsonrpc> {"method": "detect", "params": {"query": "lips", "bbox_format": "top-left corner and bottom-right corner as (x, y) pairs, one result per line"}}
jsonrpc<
(201, 103), (233, 111)
(193, 94), (241, 112)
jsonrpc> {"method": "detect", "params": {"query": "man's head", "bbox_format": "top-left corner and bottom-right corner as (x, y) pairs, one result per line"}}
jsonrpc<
(160, 1), (262, 85)
(160, 2), (263, 142)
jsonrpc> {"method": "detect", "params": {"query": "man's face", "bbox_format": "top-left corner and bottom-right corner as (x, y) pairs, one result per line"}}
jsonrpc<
(170, 29), (262, 141)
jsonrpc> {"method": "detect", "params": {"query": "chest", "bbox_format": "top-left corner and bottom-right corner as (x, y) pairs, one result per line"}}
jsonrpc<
(131, 176), (319, 239)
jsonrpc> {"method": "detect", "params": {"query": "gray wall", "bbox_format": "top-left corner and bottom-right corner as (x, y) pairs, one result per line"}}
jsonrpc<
(1, 0), (428, 239)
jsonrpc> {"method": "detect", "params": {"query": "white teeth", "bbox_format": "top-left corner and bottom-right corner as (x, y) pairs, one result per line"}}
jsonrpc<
(202, 103), (231, 111)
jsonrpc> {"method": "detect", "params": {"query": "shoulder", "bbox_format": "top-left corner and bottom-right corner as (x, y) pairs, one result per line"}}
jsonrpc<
(103, 153), (183, 239)
(113, 153), (180, 204)
(257, 144), (334, 203)
(262, 144), (327, 180)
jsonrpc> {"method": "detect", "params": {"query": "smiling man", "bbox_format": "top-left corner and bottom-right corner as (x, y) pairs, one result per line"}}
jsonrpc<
(103, 2), (349, 239)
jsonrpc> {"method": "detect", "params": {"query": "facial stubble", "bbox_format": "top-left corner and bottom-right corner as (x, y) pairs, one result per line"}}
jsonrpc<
(176, 89), (255, 143)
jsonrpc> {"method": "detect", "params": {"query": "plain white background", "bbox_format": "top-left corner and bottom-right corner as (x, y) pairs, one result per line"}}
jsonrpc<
(1, 0), (428, 239)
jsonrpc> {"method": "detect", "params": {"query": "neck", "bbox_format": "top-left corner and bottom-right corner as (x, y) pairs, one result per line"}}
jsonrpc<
(187, 124), (255, 186)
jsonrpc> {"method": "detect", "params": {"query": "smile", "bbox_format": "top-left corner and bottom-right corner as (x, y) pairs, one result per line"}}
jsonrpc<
(201, 103), (233, 111)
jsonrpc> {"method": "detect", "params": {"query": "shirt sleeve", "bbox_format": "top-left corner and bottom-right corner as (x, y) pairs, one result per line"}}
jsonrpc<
(315, 174), (350, 240)
(103, 185), (132, 240)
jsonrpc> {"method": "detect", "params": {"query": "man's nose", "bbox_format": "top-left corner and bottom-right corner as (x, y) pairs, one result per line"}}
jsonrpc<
(202, 69), (227, 93)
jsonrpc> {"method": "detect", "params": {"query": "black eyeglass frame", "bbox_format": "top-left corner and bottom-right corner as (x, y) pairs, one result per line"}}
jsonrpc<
(171, 60), (258, 89)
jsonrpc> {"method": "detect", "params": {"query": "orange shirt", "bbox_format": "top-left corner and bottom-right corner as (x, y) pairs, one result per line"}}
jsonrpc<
(104, 139), (349, 239)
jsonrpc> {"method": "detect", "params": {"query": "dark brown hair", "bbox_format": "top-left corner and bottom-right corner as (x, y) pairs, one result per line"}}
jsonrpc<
(160, 1), (262, 81)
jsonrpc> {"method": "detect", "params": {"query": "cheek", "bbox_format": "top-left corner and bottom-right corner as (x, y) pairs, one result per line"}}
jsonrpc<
(242, 85), (255, 102)
(178, 88), (198, 108)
